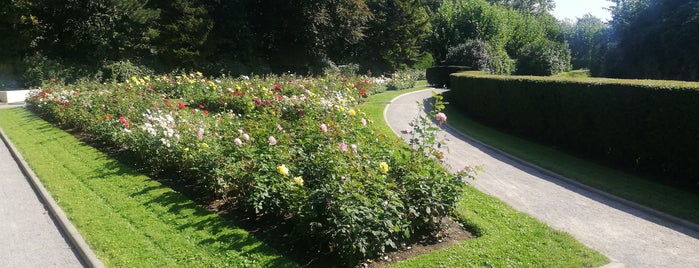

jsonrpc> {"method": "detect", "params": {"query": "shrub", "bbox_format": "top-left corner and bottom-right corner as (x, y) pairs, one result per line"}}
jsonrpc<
(445, 39), (515, 75)
(426, 66), (472, 88)
(411, 53), (435, 70)
(450, 71), (699, 188)
(26, 72), (471, 261)
(515, 40), (572, 76)
(385, 70), (419, 90)
(100, 60), (154, 83)
(21, 54), (94, 87)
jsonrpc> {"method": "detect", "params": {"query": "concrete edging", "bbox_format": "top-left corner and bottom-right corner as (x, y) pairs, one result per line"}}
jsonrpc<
(0, 128), (105, 268)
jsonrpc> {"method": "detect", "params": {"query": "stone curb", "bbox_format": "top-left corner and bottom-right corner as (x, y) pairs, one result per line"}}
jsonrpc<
(0, 128), (105, 268)
(383, 88), (699, 268)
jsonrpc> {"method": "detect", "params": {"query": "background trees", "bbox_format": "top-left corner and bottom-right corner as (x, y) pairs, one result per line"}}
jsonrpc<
(3, 0), (696, 86)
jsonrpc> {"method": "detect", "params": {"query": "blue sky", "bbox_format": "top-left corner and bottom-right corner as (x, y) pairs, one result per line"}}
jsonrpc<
(551, 0), (615, 22)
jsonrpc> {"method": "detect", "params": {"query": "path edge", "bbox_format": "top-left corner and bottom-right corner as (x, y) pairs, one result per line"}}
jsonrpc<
(0, 127), (105, 268)
(386, 88), (699, 235)
(382, 88), (699, 268)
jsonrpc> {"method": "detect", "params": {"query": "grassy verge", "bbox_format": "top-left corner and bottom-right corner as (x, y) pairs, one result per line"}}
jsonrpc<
(362, 81), (428, 138)
(360, 86), (609, 267)
(0, 108), (297, 267)
(442, 95), (699, 225)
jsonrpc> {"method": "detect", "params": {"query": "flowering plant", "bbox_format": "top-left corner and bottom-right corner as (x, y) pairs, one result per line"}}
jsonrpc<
(26, 72), (472, 261)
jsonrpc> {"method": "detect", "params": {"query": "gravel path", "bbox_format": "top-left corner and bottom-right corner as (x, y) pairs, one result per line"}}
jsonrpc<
(0, 132), (84, 267)
(384, 88), (699, 268)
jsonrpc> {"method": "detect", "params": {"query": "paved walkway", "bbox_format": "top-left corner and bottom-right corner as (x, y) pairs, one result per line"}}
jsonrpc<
(0, 104), (84, 267)
(385, 89), (699, 268)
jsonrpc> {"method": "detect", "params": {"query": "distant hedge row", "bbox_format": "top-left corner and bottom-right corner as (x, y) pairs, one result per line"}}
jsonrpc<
(450, 71), (699, 188)
(426, 66), (471, 88)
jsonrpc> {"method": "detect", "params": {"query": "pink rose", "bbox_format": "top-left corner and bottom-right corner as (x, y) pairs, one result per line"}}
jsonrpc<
(320, 123), (328, 133)
(234, 138), (243, 146)
(436, 112), (447, 124)
(268, 136), (277, 146)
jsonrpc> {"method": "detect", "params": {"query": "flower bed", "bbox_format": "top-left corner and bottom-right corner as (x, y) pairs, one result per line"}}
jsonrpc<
(27, 73), (468, 261)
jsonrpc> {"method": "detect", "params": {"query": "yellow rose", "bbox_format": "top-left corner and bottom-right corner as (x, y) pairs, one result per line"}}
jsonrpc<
(379, 162), (389, 174)
(277, 165), (289, 176)
(293, 176), (304, 186)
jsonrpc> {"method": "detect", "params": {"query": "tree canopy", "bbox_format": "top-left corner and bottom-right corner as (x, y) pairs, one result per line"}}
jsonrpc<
(6, 0), (695, 85)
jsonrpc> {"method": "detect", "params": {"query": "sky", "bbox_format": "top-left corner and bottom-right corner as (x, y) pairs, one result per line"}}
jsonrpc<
(551, 0), (615, 22)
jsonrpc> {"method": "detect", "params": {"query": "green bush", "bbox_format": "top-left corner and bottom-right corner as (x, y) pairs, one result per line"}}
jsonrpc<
(26, 73), (469, 261)
(411, 53), (435, 71)
(21, 54), (95, 87)
(450, 72), (699, 188)
(100, 60), (154, 82)
(385, 70), (419, 90)
(445, 39), (515, 75)
(426, 66), (472, 88)
(515, 40), (572, 76)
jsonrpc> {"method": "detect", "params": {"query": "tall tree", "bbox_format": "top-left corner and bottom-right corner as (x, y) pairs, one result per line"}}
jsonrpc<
(357, 0), (431, 73)
(24, 0), (158, 63)
(149, 0), (213, 70)
(563, 14), (607, 69)
(600, 0), (699, 80)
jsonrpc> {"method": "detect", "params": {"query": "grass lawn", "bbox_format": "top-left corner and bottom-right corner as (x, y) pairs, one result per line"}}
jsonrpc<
(0, 108), (297, 267)
(440, 92), (699, 226)
(0, 84), (608, 267)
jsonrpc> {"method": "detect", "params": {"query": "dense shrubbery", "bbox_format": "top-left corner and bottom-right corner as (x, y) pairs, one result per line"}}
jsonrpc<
(27, 73), (470, 261)
(450, 71), (699, 189)
(515, 40), (571, 76)
(426, 66), (472, 88)
(445, 39), (515, 75)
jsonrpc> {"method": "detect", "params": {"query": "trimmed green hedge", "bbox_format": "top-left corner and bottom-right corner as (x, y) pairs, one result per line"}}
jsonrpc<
(426, 66), (471, 88)
(450, 71), (699, 188)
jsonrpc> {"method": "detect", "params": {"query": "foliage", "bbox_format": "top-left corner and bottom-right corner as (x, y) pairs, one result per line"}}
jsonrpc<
(560, 15), (608, 70)
(593, 0), (699, 81)
(450, 71), (699, 189)
(445, 39), (515, 75)
(411, 53), (435, 71)
(515, 39), (571, 75)
(425, 66), (472, 88)
(149, 0), (213, 70)
(100, 60), (154, 82)
(357, 0), (432, 74)
(385, 70), (420, 90)
(26, 73), (470, 261)
(486, 0), (555, 15)
(428, 0), (569, 76)
(21, 54), (96, 86)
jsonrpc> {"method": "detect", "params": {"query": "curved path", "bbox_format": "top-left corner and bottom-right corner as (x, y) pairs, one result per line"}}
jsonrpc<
(384, 88), (699, 268)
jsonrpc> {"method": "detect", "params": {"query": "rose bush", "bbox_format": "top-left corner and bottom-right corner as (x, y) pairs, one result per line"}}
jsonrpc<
(27, 72), (471, 261)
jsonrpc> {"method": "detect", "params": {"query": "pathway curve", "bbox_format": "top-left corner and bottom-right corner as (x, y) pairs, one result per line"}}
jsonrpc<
(384, 88), (699, 268)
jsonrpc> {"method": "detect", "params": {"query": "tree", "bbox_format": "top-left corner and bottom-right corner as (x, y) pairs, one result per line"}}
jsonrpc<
(599, 0), (699, 80)
(357, 0), (431, 73)
(149, 0), (213, 70)
(563, 14), (607, 69)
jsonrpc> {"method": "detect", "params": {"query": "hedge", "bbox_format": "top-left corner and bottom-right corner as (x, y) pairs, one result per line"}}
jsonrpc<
(426, 66), (471, 88)
(449, 71), (699, 188)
